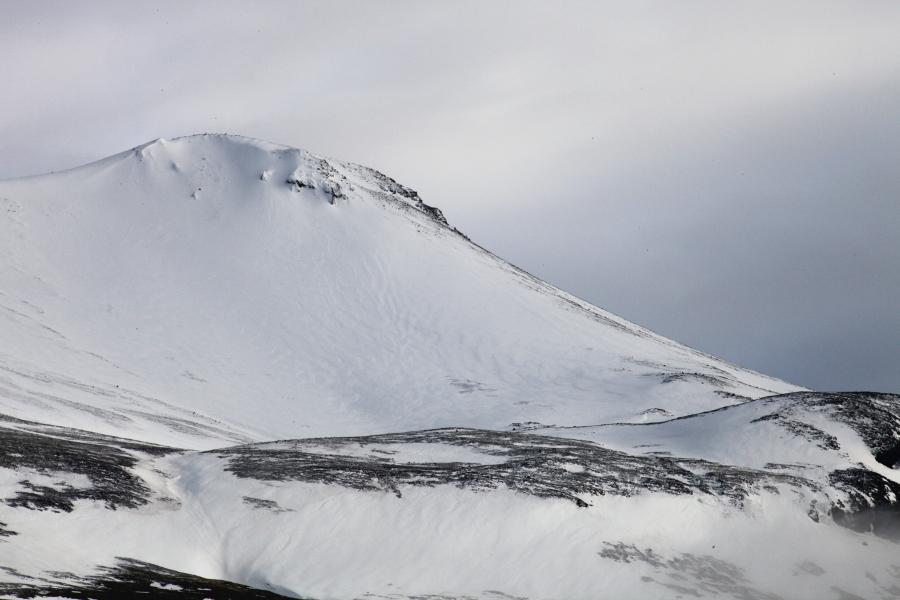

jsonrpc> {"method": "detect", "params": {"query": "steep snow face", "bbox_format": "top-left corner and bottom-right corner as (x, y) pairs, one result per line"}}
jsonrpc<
(0, 135), (803, 446)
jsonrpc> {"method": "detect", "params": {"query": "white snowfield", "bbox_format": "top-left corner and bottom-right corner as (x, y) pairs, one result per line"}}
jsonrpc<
(0, 134), (801, 448)
(0, 135), (896, 600)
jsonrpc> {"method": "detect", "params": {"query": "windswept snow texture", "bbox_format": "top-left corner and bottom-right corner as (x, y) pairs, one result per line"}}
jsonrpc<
(0, 134), (802, 446)
(0, 135), (893, 600)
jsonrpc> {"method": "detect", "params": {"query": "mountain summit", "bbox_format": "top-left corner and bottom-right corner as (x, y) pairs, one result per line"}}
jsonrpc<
(0, 134), (801, 447)
(0, 135), (895, 600)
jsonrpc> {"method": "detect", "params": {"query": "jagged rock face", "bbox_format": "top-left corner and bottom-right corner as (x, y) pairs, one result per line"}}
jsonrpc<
(0, 135), (895, 600)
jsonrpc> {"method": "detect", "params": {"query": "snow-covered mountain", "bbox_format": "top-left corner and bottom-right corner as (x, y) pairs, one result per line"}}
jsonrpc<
(0, 135), (896, 600)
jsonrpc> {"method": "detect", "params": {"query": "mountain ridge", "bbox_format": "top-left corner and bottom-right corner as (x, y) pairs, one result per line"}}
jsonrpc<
(0, 134), (804, 448)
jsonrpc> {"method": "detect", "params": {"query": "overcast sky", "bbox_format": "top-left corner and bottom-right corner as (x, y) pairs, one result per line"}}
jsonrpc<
(0, 1), (897, 393)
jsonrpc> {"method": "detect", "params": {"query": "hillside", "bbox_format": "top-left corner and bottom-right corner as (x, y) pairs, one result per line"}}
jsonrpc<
(0, 135), (894, 600)
(0, 134), (802, 448)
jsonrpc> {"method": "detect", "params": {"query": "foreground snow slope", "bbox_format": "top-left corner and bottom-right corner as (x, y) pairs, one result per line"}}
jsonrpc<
(0, 134), (802, 447)
(0, 392), (898, 600)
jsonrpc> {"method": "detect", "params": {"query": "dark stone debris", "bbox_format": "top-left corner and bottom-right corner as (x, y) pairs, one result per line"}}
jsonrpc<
(210, 428), (813, 508)
(599, 542), (784, 600)
(0, 558), (299, 599)
(0, 425), (165, 512)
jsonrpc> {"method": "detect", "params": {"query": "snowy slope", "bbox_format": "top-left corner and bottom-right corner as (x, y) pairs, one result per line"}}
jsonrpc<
(0, 134), (802, 448)
(0, 392), (898, 600)
(1, 135), (894, 600)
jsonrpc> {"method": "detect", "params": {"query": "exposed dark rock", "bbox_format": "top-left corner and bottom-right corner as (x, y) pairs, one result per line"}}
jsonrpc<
(242, 497), (292, 513)
(829, 469), (900, 542)
(599, 542), (784, 600)
(656, 372), (729, 387)
(211, 428), (813, 508)
(794, 561), (826, 576)
(829, 586), (869, 600)
(0, 412), (177, 456)
(750, 412), (840, 451)
(0, 558), (299, 599)
(714, 391), (752, 401)
(0, 426), (163, 512)
(599, 542), (666, 568)
(757, 392), (900, 467)
(352, 164), (449, 225)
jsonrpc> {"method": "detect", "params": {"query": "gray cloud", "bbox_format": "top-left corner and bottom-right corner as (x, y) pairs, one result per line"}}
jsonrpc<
(474, 76), (900, 392)
(0, 0), (897, 392)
